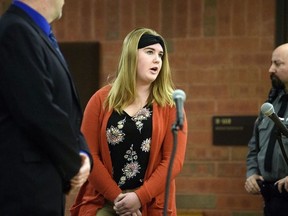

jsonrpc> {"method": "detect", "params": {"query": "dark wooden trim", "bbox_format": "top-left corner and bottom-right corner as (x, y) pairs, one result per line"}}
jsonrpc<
(275, 0), (288, 46)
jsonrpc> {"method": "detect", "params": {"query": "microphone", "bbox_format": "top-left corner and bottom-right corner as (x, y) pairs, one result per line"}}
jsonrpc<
(261, 102), (288, 137)
(172, 89), (186, 129)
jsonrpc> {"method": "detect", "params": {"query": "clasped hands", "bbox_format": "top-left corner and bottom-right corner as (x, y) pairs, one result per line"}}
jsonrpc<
(113, 192), (142, 216)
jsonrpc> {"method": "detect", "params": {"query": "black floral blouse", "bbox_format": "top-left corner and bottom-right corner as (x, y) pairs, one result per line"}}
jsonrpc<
(106, 105), (153, 190)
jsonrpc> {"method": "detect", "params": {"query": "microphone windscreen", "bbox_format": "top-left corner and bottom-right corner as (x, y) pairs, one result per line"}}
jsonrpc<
(261, 102), (274, 116)
(172, 89), (186, 101)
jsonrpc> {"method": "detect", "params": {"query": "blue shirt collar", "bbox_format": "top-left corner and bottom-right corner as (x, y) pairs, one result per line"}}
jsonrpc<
(12, 0), (51, 37)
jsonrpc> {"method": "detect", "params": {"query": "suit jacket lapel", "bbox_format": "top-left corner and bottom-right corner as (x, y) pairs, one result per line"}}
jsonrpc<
(10, 6), (82, 109)
(38, 28), (81, 105)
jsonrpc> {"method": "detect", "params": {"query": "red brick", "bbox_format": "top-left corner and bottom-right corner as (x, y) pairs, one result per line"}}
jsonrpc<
(161, 0), (175, 38)
(176, 177), (248, 194)
(203, 0), (217, 36)
(217, 100), (259, 114)
(260, 37), (275, 51)
(246, 0), (261, 36)
(187, 100), (216, 114)
(231, 146), (249, 161)
(174, 38), (217, 54)
(188, 0), (202, 37)
(217, 0), (232, 36)
(174, 0), (188, 38)
(93, 0), (106, 40)
(261, 0), (275, 36)
(188, 130), (211, 146)
(105, 0), (120, 40)
(119, 0), (134, 39)
(186, 147), (229, 161)
(217, 162), (246, 177)
(231, 0), (246, 36)
(216, 37), (261, 53)
(216, 194), (263, 210)
(135, 0), (149, 28)
(147, 0), (161, 31)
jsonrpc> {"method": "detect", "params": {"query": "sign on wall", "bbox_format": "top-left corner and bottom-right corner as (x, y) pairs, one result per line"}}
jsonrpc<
(212, 116), (257, 145)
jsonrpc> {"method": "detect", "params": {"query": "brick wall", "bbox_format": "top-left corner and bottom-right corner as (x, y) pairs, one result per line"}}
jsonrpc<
(1, 0), (275, 215)
(0, 0), (10, 13)
(57, 1), (274, 215)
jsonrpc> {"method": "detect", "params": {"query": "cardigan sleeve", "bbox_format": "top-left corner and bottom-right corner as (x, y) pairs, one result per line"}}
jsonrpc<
(81, 86), (122, 202)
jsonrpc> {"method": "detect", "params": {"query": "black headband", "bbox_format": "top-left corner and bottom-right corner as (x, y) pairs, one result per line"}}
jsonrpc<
(138, 34), (165, 50)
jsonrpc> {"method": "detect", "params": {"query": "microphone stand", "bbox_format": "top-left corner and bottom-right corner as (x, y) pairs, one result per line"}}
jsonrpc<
(163, 123), (180, 216)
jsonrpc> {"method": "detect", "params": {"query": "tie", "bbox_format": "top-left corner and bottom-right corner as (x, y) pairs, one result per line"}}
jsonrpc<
(264, 94), (288, 172)
(48, 29), (64, 60)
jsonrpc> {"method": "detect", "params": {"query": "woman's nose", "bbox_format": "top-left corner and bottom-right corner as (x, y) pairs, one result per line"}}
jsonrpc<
(153, 55), (160, 63)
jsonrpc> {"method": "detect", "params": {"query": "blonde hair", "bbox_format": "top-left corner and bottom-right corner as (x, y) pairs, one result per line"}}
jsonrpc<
(105, 27), (175, 113)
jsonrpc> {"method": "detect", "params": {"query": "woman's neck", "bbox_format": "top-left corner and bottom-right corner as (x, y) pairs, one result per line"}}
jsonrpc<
(124, 85), (150, 116)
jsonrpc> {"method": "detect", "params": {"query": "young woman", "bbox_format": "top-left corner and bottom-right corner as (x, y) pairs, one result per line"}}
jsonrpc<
(71, 27), (188, 216)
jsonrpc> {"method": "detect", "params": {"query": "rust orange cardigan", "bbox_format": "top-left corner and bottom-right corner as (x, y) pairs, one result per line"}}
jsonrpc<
(70, 85), (187, 216)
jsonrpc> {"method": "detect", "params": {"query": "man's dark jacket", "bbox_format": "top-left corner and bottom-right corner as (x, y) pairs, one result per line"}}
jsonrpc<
(0, 5), (91, 215)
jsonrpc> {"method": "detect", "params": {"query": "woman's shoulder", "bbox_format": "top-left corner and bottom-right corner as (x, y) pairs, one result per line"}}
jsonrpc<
(152, 102), (175, 113)
(93, 85), (111, 97)
(98, 84), (112, 93)
(87, 85), (111, 105)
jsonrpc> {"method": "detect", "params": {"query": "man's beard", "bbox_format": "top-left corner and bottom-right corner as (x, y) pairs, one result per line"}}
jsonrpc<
(270, 74), (285, 90)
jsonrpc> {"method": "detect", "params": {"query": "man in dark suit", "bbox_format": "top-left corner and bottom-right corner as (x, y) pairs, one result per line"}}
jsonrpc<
(0, 0), (92, 215)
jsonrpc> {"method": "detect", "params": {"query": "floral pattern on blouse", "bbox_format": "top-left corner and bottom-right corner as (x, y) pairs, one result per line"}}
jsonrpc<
(118, 144), (141, 186)
(106, 117), (126, 145)
(141, 138), (151, 152)
(132, 107), (152, 133)
(106, 106), (152, 189)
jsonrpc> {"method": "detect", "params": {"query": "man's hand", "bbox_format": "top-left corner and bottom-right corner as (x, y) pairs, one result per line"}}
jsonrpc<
(275, 176), (288, 193)
(69, 153), (91, 190)
(245, 174), (264, 194)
